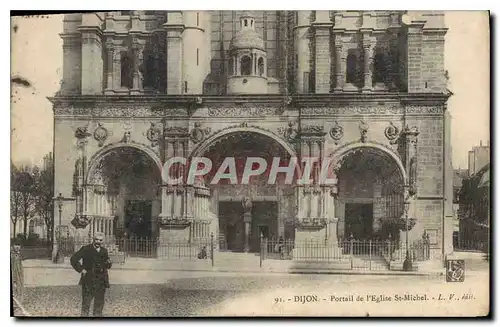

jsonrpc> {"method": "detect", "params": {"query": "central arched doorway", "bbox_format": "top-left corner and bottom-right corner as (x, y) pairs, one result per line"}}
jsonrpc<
(86, 146), (162, 256)
(194, 130), (296, 253)
(334, 145), (406, 243)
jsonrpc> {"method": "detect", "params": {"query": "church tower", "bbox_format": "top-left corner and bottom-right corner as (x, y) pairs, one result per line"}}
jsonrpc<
(227, 11), (269, 94)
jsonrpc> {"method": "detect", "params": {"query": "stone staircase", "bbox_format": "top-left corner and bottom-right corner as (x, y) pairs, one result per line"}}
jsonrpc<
(213, 251), (262, 270)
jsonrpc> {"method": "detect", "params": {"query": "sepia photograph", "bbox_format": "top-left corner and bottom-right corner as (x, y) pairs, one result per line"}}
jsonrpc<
(10, 8), (490, 317)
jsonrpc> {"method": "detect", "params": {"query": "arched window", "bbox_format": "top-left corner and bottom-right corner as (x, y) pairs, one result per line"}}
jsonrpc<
(157, 55), (166, 91)
(143, 53), (156, 89)
(258, 57), (265, 76)
(373, 53), (385, 84)
(228, 57), (234, 76)
(241, 56), (252, 76)
(346, 52), (358, 84)
(244, 19), (248, 27)
(121, 52), (133, 88)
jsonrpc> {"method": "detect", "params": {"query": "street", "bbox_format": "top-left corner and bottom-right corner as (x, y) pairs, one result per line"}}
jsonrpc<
(20, 270), (489, 317)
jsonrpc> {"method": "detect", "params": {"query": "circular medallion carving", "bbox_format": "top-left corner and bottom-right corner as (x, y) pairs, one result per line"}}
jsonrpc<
(384, 122), (400, 142)
(93, 123), (108, 147)
(329, 121), (344, 144)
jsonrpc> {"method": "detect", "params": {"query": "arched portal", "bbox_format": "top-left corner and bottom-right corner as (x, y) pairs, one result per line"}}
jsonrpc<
(193, 130), (296, 252)
(86, 146), (162, 254)
(332, 145), (406, 242)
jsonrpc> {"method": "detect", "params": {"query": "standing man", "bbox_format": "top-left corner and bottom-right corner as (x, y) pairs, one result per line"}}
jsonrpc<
(70, 232), (112, 317)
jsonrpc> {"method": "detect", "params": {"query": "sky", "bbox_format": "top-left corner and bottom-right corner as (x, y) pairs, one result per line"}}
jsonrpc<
(10, 12), (490, 169)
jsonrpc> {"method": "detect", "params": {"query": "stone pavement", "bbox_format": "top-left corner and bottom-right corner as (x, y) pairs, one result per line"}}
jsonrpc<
(22, 255), (449, 283)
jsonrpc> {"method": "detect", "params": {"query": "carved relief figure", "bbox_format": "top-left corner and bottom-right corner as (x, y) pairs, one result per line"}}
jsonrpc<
(72, 158), (83, 197)
(283, 121), (298, 143)
(242, 196), (252, 213)
(359, 120), (369, 143)
(409, 156), (417, 196)
(146, 122), (161, 147)
(121, 131), (132, 143)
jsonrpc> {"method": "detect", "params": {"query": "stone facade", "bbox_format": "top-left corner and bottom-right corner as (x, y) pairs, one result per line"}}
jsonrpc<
(52, 10), (452, 261)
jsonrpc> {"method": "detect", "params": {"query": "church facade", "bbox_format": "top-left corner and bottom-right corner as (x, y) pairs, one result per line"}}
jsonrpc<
(51, 11), (453, 261)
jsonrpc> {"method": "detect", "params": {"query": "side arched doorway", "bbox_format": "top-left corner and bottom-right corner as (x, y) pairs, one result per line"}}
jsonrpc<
(333, 145), (406, 242)
(192, 129), (296, 253)
(86, 146), (162, 256)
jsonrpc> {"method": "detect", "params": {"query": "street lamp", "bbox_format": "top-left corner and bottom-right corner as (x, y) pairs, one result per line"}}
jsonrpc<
(52, 193), (74, 263)
(402, 199), (412, 271)
(400, 184), (417, 271)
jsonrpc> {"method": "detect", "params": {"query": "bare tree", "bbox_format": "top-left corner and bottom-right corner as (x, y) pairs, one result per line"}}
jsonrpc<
(17, 166), (37, 238)
(34, 158), (54, 244)
(10, 163), (22, 238)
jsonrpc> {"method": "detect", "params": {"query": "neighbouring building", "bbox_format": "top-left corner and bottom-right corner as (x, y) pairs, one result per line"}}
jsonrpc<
(468, 141), (490, 177)
(453, 168), (468, 231)
(11, 217), (47, 240)
(51, 11), (452, 262)
(457, 141), (490, 250)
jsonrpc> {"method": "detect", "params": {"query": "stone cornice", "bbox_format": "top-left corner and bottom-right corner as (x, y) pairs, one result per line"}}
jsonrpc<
(49, 92), (450, 105)
(49, 93), (450, 117)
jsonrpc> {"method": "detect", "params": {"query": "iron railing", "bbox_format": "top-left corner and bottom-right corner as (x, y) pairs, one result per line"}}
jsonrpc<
(22, 233), (431, 271)
(453, 238), (489, 253)
(261, 236), (431, 270)
(56, 234), (216, 265)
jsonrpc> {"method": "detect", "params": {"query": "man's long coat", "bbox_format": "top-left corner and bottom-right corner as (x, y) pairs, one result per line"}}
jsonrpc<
(70, 244), (112, 288)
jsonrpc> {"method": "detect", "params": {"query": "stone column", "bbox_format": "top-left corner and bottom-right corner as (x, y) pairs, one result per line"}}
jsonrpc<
(163, 12), (185, 95)
(361, 32), (374, 92)
(398, 125), (420, 255)
(80, 29), (103, 95)
(296, 138), (310, 219)
(60, 32), (82, 94)
(333, 32), (345, 92)
(295, 11), (311, 93)
(310, 141), (321, 218)
(113, 49), (122, 91)
(131, 38), (142, 95)
(104, 39), (114, 94)
(326, 217), (339, 244)
(404, 125), (420, 196)
(243, 212), (252, 253)
(186, 187), (194, 219)
(312, 12), (333, 94)
(160, 135), (175, 219)
(407, 20), (425, 92)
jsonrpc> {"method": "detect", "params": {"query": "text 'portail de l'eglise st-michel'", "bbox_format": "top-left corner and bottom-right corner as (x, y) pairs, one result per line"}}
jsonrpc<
(50, 11), (452, 270)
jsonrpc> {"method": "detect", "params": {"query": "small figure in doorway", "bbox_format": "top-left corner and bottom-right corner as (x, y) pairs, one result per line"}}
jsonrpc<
(278, 236), (285, 260)
(198, 246), (208, 259)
